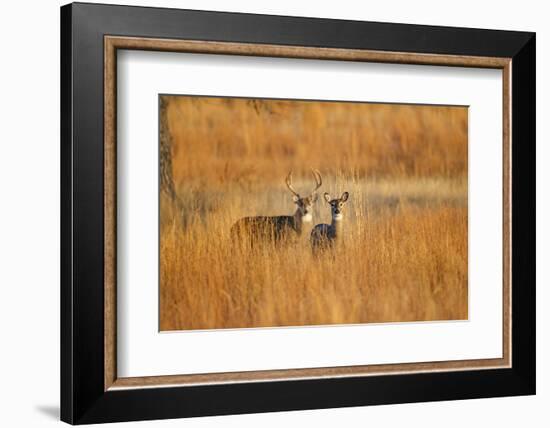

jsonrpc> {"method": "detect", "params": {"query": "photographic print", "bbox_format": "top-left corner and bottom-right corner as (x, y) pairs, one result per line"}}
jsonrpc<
(62, 7), (535, 421)
(159, 95), (468, 331)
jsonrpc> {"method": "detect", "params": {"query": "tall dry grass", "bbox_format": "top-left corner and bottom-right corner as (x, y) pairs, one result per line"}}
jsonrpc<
(166, 96), (467, 185)
(160, 96), (468, 331)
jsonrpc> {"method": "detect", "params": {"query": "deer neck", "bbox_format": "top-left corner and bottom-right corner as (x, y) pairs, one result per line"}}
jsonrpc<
(331, 216), (344, 238)
(293, 208), (312, 234)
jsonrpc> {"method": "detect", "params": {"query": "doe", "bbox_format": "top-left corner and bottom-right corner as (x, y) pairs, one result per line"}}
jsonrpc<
(310, 191), (350, 252)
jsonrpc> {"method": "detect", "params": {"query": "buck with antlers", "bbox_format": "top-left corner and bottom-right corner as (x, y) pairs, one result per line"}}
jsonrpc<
(231, 170), (323, 244)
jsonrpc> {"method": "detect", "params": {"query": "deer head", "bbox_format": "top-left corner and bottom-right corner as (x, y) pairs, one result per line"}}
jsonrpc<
(285, 170), (323, 222)
(323, 192), (350, 221)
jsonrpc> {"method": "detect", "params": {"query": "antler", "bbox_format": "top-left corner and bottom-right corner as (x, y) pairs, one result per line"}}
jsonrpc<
(310, 169), (322, 194)
(285, 171), (300, 197)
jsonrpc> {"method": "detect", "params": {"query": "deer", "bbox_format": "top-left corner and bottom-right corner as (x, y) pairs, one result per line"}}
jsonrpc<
(231, 170), (323, 245)
(310, 191), (350, 252)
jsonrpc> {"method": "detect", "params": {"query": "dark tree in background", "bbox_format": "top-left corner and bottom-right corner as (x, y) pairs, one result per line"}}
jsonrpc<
(160, 97), (178, 203)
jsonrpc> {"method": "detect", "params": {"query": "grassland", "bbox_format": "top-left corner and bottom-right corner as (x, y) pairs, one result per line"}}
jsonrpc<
(159, 96), (468, 331)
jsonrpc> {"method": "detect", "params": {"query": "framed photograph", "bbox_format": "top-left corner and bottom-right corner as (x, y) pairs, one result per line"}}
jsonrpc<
(60, 2), (535, 424)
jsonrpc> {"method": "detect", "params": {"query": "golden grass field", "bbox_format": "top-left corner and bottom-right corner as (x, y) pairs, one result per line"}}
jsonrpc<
(159, 96), (468, 331)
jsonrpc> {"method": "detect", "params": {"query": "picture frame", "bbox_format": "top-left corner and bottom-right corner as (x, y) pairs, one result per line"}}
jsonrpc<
(60, 2), (535, 424)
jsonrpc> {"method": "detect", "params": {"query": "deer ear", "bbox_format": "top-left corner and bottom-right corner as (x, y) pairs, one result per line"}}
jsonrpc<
(341, 192), (349, 202)
(292, 195), (300, 203)
(324, 193), (331, 203)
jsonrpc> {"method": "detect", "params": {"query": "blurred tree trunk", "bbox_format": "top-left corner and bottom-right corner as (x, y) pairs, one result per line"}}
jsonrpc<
(159, 97), (178, 202)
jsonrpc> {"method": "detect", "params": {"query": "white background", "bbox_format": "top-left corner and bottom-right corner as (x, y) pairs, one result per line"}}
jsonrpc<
(0, 0), (546, 427)
(118, 52), (503, 377)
